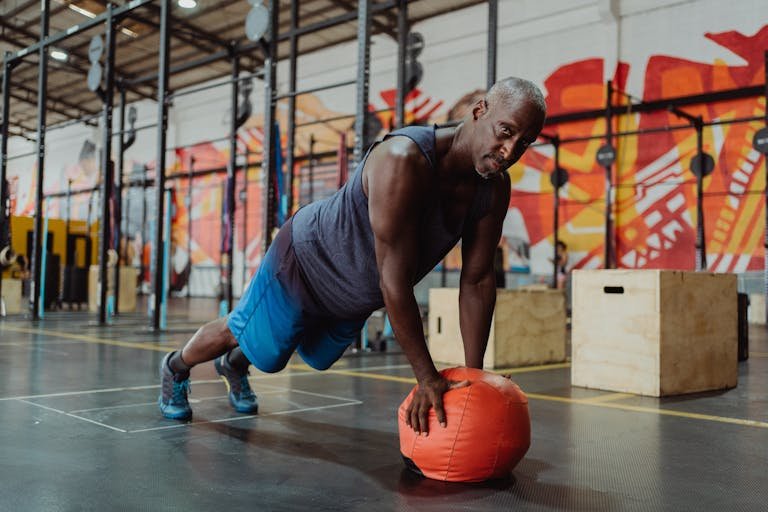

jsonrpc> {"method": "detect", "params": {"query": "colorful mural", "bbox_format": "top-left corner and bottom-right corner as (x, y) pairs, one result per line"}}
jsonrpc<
(7, 23), (767, 291)
(513, 25), (767, 275)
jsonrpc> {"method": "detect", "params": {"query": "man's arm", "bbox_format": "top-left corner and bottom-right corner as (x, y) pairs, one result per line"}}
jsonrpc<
(367, 139), (466, 435)
(459, 173), (511, 368)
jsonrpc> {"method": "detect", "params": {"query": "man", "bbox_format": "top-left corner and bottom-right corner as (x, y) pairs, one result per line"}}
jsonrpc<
(159, 77), (546, 436)
(554, 240), (569, 290)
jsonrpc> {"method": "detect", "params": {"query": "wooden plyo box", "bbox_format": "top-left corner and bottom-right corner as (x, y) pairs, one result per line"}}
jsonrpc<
(748, 293), (764, 325)
(88, 266), (138, 313)
(571, 270), (737, 397)
(428, 287), (567, 369)
(1, 278), (23, 314)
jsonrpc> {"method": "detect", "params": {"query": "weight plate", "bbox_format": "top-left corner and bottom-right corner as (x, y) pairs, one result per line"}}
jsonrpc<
(88, 35), (103, 62)
(245, 4), (270, 41)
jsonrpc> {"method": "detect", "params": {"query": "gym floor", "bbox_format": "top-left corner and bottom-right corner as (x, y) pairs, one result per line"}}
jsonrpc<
(1, 299), (766, 512)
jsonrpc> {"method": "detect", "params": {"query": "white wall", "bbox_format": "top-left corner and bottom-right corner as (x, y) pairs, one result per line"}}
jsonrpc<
(5, 0), (764, 280)
(10, 0), (763, 181)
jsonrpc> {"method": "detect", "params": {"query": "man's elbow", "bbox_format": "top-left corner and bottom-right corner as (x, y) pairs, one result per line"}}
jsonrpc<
(379, 276), (408, 302)
(460, 268), (495, 288)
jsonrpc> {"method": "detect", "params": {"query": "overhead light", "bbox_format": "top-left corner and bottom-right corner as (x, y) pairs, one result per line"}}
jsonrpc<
(68, 4), (96, 18)
(245, 1), (269, 42)
(120, 27), (139, 38)
(50, 48), (69, 62)
(178, 0), (198, 8)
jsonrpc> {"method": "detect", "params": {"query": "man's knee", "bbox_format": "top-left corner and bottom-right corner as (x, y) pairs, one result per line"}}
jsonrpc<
(303, 357), (334, 371)
(220, 319), (240, 350)
(296, 344), (339, 371)
(252, 354), (290, 374)
(205, 317), (239, 349)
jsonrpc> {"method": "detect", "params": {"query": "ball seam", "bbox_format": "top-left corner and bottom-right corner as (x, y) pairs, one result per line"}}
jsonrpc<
(444, 383), (472, 481)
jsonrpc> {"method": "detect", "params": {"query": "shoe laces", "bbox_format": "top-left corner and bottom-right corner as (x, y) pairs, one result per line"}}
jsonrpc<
(237, 375), (256, 401)
(172, 379), (190, 404)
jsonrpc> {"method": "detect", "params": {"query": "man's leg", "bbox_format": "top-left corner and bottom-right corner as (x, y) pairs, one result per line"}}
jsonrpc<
(160, 318), (251, 420)
(297, 318), (366, 371)
(177, 317), (239, 366)
(160, 218), (303, 420)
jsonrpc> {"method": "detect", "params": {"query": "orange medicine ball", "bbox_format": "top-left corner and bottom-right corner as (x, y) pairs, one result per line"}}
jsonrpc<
(398, 367), (531, 482)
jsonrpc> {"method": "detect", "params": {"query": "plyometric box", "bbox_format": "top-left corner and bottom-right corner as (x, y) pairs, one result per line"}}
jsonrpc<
(428, 287), (567, 369)
(1, 278), (23, 314)
(88, 266), (138, 313)
(571, 270), (737, 397)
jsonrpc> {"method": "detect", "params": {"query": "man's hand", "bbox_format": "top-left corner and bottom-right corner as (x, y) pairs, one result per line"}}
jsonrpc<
(405, 374), (470, 435)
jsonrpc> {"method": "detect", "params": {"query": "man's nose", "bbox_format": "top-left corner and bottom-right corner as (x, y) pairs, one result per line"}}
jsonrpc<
(499, 138), (517, 161)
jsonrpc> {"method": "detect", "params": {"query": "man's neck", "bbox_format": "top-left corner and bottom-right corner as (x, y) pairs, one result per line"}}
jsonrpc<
(435, 123), (474, 179)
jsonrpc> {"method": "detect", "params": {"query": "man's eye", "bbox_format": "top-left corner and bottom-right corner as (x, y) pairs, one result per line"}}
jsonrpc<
(500, 127), (512, 136)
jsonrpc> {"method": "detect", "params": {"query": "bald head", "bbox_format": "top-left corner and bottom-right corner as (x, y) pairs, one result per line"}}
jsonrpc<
(485, 77), (546, 117)
(462, 77), (546, 179)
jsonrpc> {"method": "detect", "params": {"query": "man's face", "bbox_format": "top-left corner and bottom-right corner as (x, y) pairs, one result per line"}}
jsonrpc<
(471, 96), (545, 179)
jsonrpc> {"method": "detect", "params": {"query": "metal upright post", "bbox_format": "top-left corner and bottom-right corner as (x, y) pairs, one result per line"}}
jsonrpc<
(32, 0), (51, 320)
(764, 50), (768, 324)
(308, 134), (315, 204)
(186, 155), (193, 299)
(98, 5), (116, 325)
(354, 0), (371, 164)
(603, 80), (614, 269)
(552, 137), (561, 288)
(241, 147), (249, 291)
(152, 0), (171, 330)
(113, 84), (126, 315)
(0, 53), (14, 307)
(261, 0), (278, 254)
(285, 0), (298, 216)
(226, 49), (239, 313)
(486, 0), (498, 89)
(123, 180), (130, 263)
(695, 117), (707, 271)
(395, 0), (408, 129)
(65, 179), (72, 235)
(140, 165), (147, 290)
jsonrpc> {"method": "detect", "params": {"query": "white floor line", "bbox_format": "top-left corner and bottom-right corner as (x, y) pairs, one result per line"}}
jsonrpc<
(0, 372), (316, 401)
(0, 364), (406, 403)
(66, 390), (287, 414)
(0, 339), (85, 347)
(276, 387), (362, 403)
(68, 400), (161, 413)
(337, 363), (412, 372)
(18, 399), (127, 433)
(249, 382), (360, 402)
(0, 384), (164, 401)
(3, 345), (71, 356)
(130, 400), (363, 433)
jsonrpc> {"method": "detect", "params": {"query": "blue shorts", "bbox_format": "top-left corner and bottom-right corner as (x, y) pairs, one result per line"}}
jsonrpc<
(227, 219), (365, 373)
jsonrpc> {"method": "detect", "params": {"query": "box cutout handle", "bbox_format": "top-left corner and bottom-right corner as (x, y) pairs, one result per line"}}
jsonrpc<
(437, 317), (442, 334)
(604, 286), (624, 294)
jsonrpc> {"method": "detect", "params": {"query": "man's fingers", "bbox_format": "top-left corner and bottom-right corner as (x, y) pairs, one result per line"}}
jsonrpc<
(434, 394), (447, 428)
(418, 403), (430, 435)
(405, 403), (413, 427)
(410, 403), (420, 433)
(449, 379), (471, 389)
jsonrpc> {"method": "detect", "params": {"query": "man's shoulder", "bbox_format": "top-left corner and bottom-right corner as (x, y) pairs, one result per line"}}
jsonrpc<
(378, 135), (428, 165)
(493, 171), (512, 196)
(367, 136), (432, 182)
(472, 172), (511, 222)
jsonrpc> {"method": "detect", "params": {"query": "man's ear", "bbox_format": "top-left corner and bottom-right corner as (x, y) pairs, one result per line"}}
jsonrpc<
(472, 99), (488, 121)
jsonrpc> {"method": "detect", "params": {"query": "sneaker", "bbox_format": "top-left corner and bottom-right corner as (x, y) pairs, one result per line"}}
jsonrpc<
(158, 352), (193, 420)
(214, 354), (259, 414)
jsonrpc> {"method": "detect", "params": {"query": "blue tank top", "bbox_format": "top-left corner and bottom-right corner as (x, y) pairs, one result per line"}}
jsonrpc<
(291, 125), (494, 319)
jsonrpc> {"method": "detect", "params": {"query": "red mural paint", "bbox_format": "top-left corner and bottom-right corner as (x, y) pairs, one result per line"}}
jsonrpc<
(516, 25), (767, 273)
(13, 25), (765, 279)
